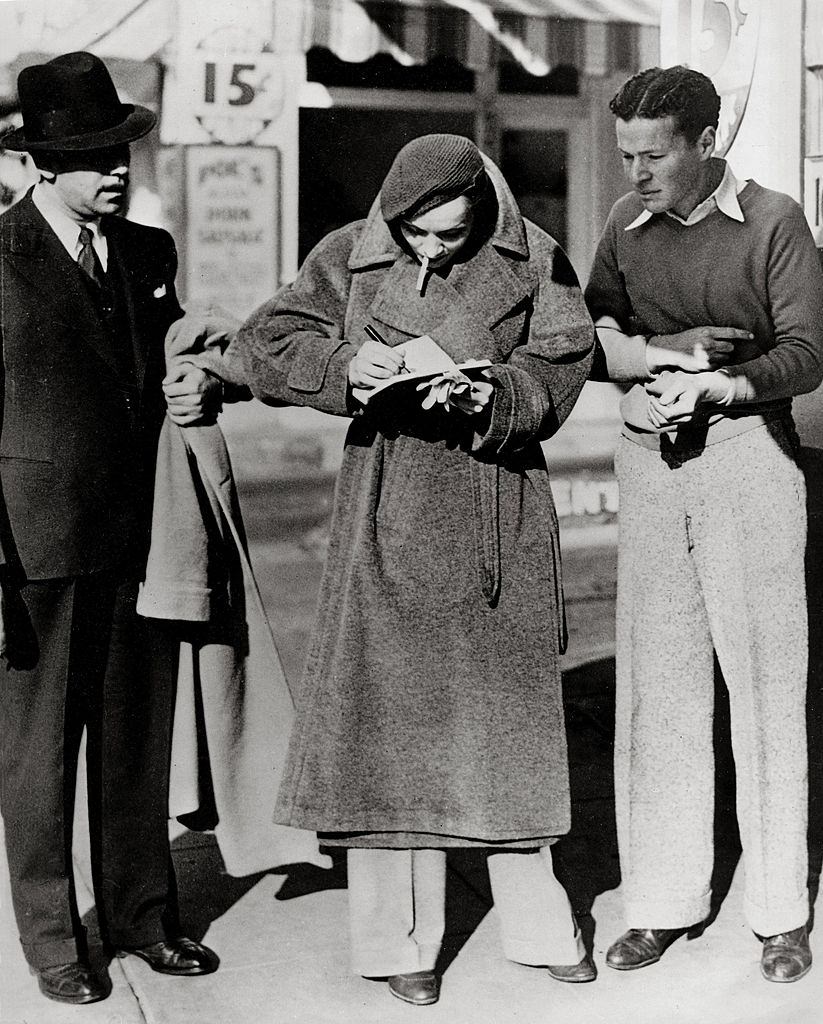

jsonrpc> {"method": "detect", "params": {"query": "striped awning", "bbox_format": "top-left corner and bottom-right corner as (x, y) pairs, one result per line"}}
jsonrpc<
(0, 0), (661, 78)
(279, 0), (660, 76)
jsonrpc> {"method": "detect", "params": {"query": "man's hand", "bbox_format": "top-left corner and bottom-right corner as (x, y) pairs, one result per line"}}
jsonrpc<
(645, 369), (732, 428)
(645, 326), (752, 374)
(163, 364), (223, 426)
(348, 340), (406, 391)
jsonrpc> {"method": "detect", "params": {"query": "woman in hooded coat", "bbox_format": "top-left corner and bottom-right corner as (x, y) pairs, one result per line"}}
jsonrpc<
(232, 134), (596, 1005)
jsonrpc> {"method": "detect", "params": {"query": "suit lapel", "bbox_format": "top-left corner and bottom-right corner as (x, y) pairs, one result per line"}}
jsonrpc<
(3, 196), (123, 374)
(105, 219), (149, 389)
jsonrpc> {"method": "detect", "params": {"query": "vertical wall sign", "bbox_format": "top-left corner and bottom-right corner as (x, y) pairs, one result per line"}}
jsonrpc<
(185, 146), (280, 319)
(660, 0), (760, 156)
(161, 0), (305, 286)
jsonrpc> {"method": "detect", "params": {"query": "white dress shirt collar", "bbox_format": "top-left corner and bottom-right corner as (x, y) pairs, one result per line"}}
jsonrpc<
(31, 183), (109, 271)
(624, 160), (747, 232)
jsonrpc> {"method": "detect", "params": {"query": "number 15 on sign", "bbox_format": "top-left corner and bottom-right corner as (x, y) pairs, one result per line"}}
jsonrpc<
(197, 54), (283, 120)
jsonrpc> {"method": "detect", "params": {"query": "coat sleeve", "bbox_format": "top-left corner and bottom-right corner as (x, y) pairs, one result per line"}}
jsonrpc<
(228, 226), (362, 417)
(472, 232), (595, 458)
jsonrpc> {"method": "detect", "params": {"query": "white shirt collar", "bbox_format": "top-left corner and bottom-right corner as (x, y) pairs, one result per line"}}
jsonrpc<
(31, 183), (108, 270)
(624, 161), (746, 231)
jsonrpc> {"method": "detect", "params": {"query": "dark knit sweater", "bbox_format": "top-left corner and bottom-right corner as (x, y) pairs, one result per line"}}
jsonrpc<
(585, 180), (823, 447)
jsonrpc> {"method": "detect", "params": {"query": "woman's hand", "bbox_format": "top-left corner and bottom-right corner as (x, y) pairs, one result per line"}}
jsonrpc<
(348, 340), (405, 390)
(450, 380), (495, 416)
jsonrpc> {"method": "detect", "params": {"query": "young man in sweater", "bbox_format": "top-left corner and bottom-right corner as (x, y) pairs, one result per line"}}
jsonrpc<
(585, 65), (823, 983)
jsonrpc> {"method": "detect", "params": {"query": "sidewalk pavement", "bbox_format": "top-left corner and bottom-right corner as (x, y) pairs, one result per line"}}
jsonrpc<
(3, 557), (822, 1024)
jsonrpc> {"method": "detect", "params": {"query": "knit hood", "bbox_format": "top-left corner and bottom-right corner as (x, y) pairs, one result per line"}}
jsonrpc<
(348, 153), (529, 272)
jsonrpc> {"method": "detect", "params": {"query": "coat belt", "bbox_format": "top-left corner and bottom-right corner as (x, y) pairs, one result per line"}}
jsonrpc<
(469, 458), (567, 654)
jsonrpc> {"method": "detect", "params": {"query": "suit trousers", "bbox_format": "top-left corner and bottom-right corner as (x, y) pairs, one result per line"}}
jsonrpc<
(347, 846), (584, 976)
(0, 572), (179, 968)
(613, 423), (809, 937)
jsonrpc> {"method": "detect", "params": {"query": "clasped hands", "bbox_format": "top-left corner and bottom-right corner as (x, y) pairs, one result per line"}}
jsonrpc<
(644, 325), (752, 428)
(348, 338), (493, 415)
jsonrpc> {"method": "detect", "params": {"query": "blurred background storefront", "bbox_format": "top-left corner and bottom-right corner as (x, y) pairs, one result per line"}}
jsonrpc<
(0, 0), (663, 300)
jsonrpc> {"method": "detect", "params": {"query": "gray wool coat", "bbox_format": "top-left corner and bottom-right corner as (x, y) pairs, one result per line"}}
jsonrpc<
(233, 163), (595, 848)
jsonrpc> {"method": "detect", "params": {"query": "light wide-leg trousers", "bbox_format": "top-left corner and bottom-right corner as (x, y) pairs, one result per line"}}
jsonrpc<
(347, 846), (584, 977)
(614, 424), (809, 937)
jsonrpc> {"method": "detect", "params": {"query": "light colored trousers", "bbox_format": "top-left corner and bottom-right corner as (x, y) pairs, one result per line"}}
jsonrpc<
(347, 846), (584, 977)
(614, 424), (809, 937)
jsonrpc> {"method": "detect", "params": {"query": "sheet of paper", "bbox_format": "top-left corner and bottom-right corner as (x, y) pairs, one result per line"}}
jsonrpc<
(393, 335), (457, 375)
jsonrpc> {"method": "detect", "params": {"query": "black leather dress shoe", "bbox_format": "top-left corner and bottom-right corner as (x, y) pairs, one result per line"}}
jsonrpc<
(388, 970), (440, 1005)
(116, 937), (219, 976)
(606, 928), (686, 970)
(32, 961), (111, 1004)
(546, 953), (597, 983)
(760, 925), (812, 983)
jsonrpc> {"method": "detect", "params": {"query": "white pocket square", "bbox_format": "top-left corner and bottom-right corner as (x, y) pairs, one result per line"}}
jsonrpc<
(153, 284), (167, 298)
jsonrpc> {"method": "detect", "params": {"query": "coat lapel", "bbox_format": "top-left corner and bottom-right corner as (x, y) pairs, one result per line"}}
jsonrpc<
(351, 155), (534, 364)
(368, 244), (531, 363)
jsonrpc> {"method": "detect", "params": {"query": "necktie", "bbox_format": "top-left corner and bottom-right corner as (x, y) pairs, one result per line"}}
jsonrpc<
(77, 226), (104, 288)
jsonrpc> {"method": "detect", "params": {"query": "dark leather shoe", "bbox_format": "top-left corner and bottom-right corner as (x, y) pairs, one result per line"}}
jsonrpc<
(116, 937), (219, 976)
(32, 961), (110, 1004)
(606, 928), (686, 970)
(761, 925), (812, 983)
(546, 953), (597, 983)
(388, 970), (440, 1005)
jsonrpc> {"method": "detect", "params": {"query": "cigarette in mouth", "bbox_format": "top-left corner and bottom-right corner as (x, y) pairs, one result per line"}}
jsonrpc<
(416, 255), (429, 294)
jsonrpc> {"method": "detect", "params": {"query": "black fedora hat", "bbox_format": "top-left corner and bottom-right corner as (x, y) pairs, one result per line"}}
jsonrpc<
(1, 51), (156, 152)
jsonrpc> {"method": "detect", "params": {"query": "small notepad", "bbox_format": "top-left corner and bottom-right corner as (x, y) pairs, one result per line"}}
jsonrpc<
(352, 335), (491, 405)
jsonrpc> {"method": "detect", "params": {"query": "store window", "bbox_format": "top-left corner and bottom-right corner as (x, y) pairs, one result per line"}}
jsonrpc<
(299, 108), (474, 262)
(500, 129), (567, 249)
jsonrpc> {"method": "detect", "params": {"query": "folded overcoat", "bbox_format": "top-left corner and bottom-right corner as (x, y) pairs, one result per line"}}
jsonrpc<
(137, 315), (329, 874)
(233, 162), (595, 847)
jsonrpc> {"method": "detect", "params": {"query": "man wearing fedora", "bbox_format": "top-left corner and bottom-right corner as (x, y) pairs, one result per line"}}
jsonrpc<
(0, 51), (221, 1004)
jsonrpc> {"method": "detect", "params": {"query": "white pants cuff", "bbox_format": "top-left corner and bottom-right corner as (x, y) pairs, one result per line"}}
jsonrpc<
(624, 888), (711, 930)
(744, 893), (809, 938)
(350, 943), (440, 978)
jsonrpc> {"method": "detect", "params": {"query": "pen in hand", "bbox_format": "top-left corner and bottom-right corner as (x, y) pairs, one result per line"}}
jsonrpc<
(364, 324), (407, 374)
(364, 324), (389, 346)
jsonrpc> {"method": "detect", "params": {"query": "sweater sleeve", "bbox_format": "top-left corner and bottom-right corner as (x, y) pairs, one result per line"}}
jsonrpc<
(725, 200), (823, 402)
(584, 211), (651, 383)
(228, 226), (361, 417)
(472, 236), (595, 457)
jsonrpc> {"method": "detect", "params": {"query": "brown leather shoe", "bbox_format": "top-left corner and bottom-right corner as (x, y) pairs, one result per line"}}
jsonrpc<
(546, 953), (597, 983)
(388, 970), (440, 1005)
(32, 961), (111, 1004)
(605, 928), (686, 970)
(116, 937), (219, 976)
(760, 925), (812, 983)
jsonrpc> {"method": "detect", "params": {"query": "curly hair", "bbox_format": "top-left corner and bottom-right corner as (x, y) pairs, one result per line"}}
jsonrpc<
(609, 66), (720, 144)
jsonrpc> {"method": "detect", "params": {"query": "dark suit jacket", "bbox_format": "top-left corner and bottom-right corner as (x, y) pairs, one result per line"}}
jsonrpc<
(0, 191), (183, 579)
